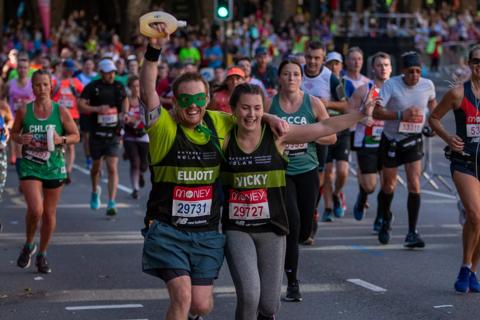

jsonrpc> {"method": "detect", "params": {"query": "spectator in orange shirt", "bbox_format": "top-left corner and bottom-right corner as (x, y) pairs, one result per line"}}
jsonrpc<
(209, 67), (245, 114)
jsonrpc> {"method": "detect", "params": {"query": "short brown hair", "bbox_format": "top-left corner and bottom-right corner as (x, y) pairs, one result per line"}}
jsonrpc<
(371, 52), (391, 66)
(172, 72), (210, 98)
(229, 83), (266, 111)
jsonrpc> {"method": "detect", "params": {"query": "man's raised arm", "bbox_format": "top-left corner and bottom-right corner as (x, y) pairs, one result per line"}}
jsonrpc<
(140, 24), (169, 111)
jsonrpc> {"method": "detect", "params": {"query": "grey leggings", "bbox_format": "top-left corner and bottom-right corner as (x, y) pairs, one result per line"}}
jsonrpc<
(225, 230), (286, 320)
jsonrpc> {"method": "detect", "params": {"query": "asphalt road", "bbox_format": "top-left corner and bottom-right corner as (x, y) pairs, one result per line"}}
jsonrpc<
(1, 79), (480, 320)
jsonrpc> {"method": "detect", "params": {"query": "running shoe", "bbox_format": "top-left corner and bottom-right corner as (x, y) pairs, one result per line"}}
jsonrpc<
(106, 200), (117, 217)
(17, 243), (37, 268)
(131, 189), (139, 199)
(333, 194), (344, 218)
(36, 255), (51, 274)
(353, 199), (366, 221)
(373, 217), (383, 233)
(139, 174), (145, 188)
(455, 266), (471, 293)
(470, 272), (480, 292)
(378, 219), (391, 245)
(284, 281), (303, 302)
(321, 209), (334, 222)
(90, 186), (101, 210)
(85, 157), (93, 170)
(404, 231), (426, 249)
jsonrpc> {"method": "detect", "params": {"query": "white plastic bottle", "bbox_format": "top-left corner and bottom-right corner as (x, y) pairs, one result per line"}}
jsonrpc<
(46, 126), (55, 152)
(139, 11), (187, 38)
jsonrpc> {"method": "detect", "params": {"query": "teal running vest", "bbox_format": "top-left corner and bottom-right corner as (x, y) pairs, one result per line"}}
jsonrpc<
(269, 93), (318, 175)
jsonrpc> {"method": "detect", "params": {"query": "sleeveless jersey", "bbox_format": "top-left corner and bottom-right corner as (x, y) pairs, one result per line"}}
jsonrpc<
(301, 66), (333, 101)
(146, 113), (223, 231)
(19, 102), (66, 180)
(221, 125), (289, 235)
(454, 81), (480, 157)
(269, 93), (318, 175)
(8, 79), (34, 114)
(52, 78), (84, 120)
(353, 82), (385, 148)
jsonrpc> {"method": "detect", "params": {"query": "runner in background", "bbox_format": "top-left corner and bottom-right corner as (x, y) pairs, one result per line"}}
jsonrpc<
(300, 41), (340, 240)
(350, 52), (392, 230)
(77, 57), (98, 170)
(78, 59), (128, 217)
(373, 52), (436, 247)
(209, 67), (246, 113)
(123, 75), (148, 199)
(322, 51), (352, 222)
(5, 58), (34, 165)
(0, 99), (13, 231)
(52, 59), (84, 184)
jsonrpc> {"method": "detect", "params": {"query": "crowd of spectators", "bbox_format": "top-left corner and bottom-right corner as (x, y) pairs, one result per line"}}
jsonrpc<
(1, 1), (479, 93)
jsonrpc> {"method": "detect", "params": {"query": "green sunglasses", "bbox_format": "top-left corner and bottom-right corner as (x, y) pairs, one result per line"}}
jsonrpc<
(177, 93), (208, 109)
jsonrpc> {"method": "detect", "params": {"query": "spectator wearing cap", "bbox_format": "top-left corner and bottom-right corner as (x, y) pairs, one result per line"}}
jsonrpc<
(52, 59), (85, 184)
(209, 67), (246, 113)
(252, 46), (278, 97)
(78, 58), (128, 217)
(325, 52), (343, 78)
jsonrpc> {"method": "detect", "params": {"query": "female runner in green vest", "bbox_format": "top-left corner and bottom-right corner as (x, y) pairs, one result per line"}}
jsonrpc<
(10, 69), (80, 273)
(222, 83), (373, 319)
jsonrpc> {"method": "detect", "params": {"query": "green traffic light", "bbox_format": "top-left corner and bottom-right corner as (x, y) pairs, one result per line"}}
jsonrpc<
(217, 6), (229, 18)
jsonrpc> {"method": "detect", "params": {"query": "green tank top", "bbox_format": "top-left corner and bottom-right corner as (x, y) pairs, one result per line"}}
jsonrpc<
(269, 93), (318, 175)
(19, 102), (66, 180)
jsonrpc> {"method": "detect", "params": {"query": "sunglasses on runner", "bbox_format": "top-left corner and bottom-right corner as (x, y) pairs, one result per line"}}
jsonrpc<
(176, 93), (207, 109)
(470, 58), (480, 66)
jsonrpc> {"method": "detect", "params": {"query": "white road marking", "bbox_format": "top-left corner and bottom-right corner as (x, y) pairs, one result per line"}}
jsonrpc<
(347, 279), (387, 292)
(73, 164), (133, 194)
(420, 190), (456, 199)
(48, 284), (346, 303)
(433, 305), (453, 309)
(65, 304), (143, 311)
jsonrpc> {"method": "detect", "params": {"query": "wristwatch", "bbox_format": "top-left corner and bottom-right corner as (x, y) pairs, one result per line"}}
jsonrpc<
(62, 136), (67, 145)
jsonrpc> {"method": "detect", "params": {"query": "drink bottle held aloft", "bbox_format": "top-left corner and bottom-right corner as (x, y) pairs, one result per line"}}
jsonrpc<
(139, 11), (187, 38)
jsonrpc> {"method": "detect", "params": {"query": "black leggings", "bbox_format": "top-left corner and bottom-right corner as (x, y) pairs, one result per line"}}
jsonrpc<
(284, 169), (320, 277)
(124, 140), (149, 190)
